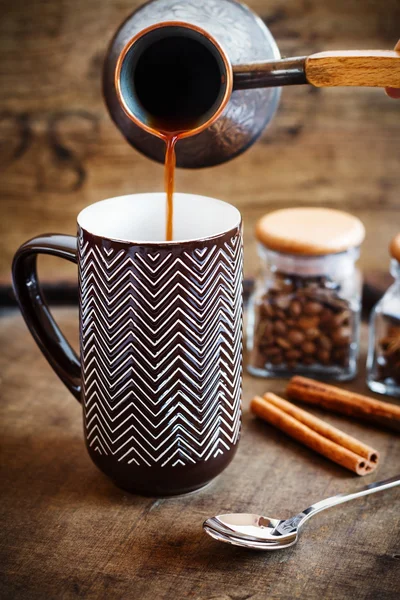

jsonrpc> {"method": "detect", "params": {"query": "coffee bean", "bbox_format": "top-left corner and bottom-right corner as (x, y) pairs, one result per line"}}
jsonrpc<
(287, 329), (305, 346)
(285, 349), (302, 360)
(332, 327), (351, 347)
(302, 341), (316, 355)
(261, 302), (275, 318)
(275, 308), (287, 320)
(330, 297), (349, 311)
(276, 337), (291, 350)
(319, 309), (334, 329)
(318, 335), (332, 351)
(305, 327), (320, 341)
(298, 316), (320, 330)
(257, 320), (273, 338)
(264, 346), (281, 358)
(332, 310), (351, 327)
(259, 338), (275, 350)
(304, 301), (323, 315)
(265, 320), (274, 334)
(332, 348), (350, 366)
(273, 320), (287, 335)
(289, 300), (302, 317)
(274, 296), (291, 310)
(317, 349), (331, 364)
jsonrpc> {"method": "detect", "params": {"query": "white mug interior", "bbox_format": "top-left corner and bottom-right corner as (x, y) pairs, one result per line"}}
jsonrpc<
(77, 193), (241, 243)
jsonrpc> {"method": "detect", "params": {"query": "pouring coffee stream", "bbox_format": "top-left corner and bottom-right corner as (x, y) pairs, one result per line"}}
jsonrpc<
(104, 0), (400, 239)
(164, 136), (177, 242)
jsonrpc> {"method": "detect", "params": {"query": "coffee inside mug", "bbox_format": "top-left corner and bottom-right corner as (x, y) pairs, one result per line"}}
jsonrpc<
(77, 193), (241, 243)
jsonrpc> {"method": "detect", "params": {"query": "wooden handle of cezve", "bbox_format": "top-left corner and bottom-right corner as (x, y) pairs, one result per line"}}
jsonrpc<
(232, 50), (400, 90)
(305, 50), (400, 87)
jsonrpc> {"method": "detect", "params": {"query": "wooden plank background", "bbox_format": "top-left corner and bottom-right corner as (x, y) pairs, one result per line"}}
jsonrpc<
(1, 0), (400, 283)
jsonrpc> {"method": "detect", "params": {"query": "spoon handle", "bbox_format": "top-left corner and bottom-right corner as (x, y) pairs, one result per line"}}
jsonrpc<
(299, 474), (400, 527)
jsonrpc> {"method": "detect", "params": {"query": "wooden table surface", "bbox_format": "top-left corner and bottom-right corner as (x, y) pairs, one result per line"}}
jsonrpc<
(1, 308), (399, 600)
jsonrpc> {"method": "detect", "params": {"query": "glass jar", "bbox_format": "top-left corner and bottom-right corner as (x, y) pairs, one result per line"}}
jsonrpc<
(367, 236), (400, 397)
(247, 208), (365, 381)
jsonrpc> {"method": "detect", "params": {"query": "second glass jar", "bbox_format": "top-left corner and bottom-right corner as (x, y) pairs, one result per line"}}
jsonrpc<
(367, 233), (400, 397)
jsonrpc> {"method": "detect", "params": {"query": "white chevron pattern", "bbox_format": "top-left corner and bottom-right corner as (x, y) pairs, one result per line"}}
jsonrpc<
(78, 227), (243, 467)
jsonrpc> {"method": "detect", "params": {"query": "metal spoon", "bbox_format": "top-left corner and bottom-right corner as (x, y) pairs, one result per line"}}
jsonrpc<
(203, 474), (400, 551)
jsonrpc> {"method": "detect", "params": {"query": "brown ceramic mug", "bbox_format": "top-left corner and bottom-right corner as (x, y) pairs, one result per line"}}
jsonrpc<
(12, 193), (243, 495)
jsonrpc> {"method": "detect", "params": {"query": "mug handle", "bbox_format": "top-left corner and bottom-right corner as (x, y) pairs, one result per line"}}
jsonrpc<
(12, 234), (81, 401)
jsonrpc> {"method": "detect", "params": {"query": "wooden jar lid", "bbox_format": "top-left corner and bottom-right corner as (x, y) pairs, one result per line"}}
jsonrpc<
(255, 207), (365, 255)
(389, 233), (400, 262)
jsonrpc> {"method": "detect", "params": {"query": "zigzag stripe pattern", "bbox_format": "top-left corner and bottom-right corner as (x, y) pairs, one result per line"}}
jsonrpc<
(78, 226), (243, 468)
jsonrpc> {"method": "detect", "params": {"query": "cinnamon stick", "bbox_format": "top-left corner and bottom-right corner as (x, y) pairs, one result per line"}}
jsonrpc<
(287, 376), (400, 432)
(251, 395), (378, 476)
(263, 393), (379, 464)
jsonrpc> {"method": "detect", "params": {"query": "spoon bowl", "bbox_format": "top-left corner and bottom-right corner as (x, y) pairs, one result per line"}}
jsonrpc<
(203, 475), (400, 551)
(203, 513), (299, 550)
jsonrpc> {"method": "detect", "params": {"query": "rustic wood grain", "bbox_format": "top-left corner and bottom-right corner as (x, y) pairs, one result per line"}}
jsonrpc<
(1, 0), (400, 283)
(0, 307), (399, 599)
(305, 50), (400, 88)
